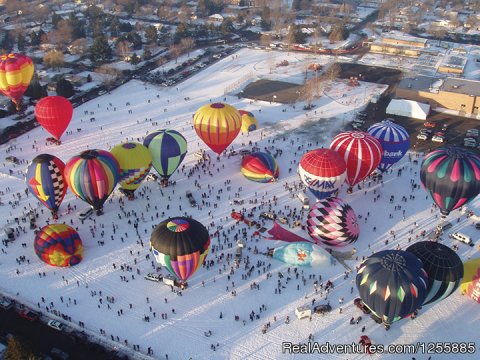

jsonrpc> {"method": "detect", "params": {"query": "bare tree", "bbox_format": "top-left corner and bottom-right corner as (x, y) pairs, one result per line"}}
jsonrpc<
(47, 20), (73, 50)
(180, 37), (195, 57)
(169, 44), (181, 63)
(43, 50), (64, 69)
(69, 38), (87, 56)
(260, 34), (271, 48)
(325, 63), (341, 82)
(116, 40), (130, 60)
(96, 65), (121, 90)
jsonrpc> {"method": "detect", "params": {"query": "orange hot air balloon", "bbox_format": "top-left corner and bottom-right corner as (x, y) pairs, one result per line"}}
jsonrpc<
(0, 53), (34, 111)
(193, 102), (241, 155)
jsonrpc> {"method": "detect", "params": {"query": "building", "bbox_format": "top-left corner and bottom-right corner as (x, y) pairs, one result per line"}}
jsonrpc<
(395, 75), (480, 115)
(369, 34), (428, 58)
(438, 51), (468, 75)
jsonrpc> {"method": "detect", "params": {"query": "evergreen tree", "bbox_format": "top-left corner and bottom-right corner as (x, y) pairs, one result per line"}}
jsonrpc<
(145, 25), (158, 45)
(56, 77), (74, 98)
(17, 33), (25, 52)
(89, 36), (112, 63)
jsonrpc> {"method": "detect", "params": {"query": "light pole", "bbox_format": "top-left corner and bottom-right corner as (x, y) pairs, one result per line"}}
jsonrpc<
(273, 95), (277, 103)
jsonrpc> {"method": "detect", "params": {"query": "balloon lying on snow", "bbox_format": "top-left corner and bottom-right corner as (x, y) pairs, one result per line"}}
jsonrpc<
(150, 217), (210, 282)
(306, 197), (359, 247)
(356, 250), (428, 326)
(64, 150), (119, 214)
(25, 154), (67, 219)
(34, 96), (73, 141)
(298, 148), (346, 200)
(239, 110), (258, 133)
(241, 152), (279, 183)
(34, 224), (83, 267)
(0, 53), (34, 110)
(406, 241), (463, 306)
(420, 146), (480, 217)
(461, 258), (480, 304)
(193, 102), (241, 155)
(330, 131), (382, 191)
(111, 142), (152, 195)
(269, 242), (331, 267)
(367, 119), (410, 173)
(143, 129), (187, 182)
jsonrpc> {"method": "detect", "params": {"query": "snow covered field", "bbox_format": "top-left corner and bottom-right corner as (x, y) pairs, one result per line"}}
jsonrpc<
(0, 48), (479, 360)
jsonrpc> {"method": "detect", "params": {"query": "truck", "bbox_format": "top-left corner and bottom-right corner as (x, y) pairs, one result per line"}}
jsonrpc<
(186, 191), (197, 207)
(163, 274), (188, 289)
(295, 305), (312, 319)
(297, 193), (310, 209)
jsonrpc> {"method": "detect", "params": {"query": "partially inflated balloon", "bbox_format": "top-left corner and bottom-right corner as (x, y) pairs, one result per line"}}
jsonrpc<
(356, 250), (428, 326)
(239, 110), (258, 133)
(193, 103), (241, 155)
(306, 197), (359, 247)
(35, 96), (73, 141)
(271, 242), (330, 266)
(330, 132), (382, 190)
(143, 129), (187, 181)
(241, 152), (278, 183)
(25, 154), (67, 218)
(367, 119), (410, 173)
(0, 53), (34, 110)
(64, 150), (119, 213)
(420, 146), (480, 216)
(461, 258), (480, 304)
(298, 148), (346, 200)
(110, 142), (152, 193)
(150, 217), (210, 282)
(34, 224), (83, 267)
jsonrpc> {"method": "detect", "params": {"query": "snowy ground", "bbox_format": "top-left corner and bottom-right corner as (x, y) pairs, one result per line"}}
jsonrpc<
(0, 48), (479, 360)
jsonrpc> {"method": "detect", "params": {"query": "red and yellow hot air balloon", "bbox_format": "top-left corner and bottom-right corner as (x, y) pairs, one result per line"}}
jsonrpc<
(193, 102), (242, 155)
(0, 53), (34, 111)
(461, 258), (480, 304)
(34, 224), (83, 267)
(35, 96), (73, 141)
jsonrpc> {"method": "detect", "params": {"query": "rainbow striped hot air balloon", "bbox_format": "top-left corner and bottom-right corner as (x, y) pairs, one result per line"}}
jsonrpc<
(239, 110), (259, 133)
(461, 258), (480, 304)
(193, 102), (241, 155)
(0, 53), (34, 110)
(150, 217), (210, 283)
(241, 152), (279, 183)
(34, 224), (83, 267)
(25, 154), (67, 219)
(111, 142), (152, 198)
(64, 150), (119, 214)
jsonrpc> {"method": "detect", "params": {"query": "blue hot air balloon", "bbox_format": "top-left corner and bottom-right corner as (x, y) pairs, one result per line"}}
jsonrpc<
(268, 242), (331, 267)
(367, 119), (410, 173)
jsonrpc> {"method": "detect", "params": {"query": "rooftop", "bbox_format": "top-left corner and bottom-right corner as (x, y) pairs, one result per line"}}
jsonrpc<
(441, 78), (480, 96)
(397, 75), (439, 92)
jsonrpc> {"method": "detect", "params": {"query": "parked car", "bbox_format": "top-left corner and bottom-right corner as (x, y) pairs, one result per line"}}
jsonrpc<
(449, 232), (474, 247)
(186, 191), (197, 207)
(436, 221), (452, 232)
(417, 133), (428, 140)
(78, 208), (93, 221)
(431, 135), (445, 143)
(50, 347), (69, 360)
(441, 124), (448, 131)
(0, 297), (13, 310)
(19, 309), (40, 322)
(47, 319), (65, 331)
(5, 155), (20, 164)
(144, 273), (163, 282)
(419, 128), (432, 135)
(423, 121), (436, 128)
(313, 304), (332, 314)
(354, 298), (371, 314)
(260, 212), (275, 220)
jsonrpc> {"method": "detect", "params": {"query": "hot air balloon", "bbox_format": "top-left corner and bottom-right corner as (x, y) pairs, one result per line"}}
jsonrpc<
(356, 250), (428, 327)
(420, 146), (480, 217)
(241, 152), (279, 183)
(330, 131), (383, 193)
(298, 148), (347, 200)
(0, 53), (34, 110)
(110, 142), (152, 199)
(34, 224), (83, 267)
(193, 102), (241, 155)
(406, 241), (463, 306)
(143, 129), (187, 186)
(267, 242), (331, 266)
(150, 217), (210, 283)
(25, 154), (67, 219)
(306, 197), (359, 247)
(64, 150), (119, 215)
(239, 110), (258, 133)
(367, 119), (410, 173)
(34, 96), (73, 142)
(461, 258), (480, 304)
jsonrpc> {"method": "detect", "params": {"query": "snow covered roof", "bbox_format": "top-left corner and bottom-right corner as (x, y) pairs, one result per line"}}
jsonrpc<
(441, 77), (480, 96)
(398, 75), (439, 92)
(386, 99), (430, 120)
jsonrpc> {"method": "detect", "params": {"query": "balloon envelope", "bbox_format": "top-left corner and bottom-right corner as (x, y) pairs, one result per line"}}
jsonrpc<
(241, 152), (279, 183)
(34, 96), (73, 141)
(298, 148), (346, 200)
(272, 242), (330, 266)
(34, 224), (83, 267)
(150, 217), (210, 282)
(143, 129), (187, 180)
(239, 110), (258, 132)
(367, 119), (410, 173)
(0, 53), (34, 110)
(193, 102), (241, 155)
(25, 154), (67, 217)
(420, 146), (480, 216)
(64, 150), (119, 212)
(330, 131), (383, 187)
(461, 258), (480, 304)
(406, 241), (463, 305)
(356, 250), (428, 325)
(306, 197), (359, 247)
(111, 142), (152, 191)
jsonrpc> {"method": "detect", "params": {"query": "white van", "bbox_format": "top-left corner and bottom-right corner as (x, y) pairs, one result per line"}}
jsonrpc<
(297, 193), (310, 209)
(78, 208), (93, 220)
(295, 305), (312, 320)
(450, 232), (474, 246)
